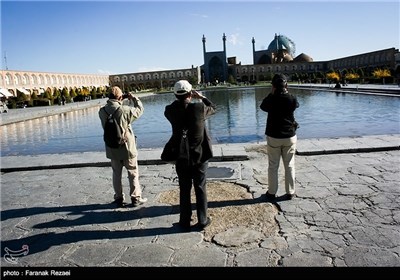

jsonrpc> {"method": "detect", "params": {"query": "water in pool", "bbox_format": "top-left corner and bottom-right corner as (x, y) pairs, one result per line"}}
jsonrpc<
(1, 87), (399, 156)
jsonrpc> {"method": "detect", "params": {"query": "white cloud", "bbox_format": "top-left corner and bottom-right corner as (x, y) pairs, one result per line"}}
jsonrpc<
(190, 13), (208, 18)
(228, 33), (242, 46)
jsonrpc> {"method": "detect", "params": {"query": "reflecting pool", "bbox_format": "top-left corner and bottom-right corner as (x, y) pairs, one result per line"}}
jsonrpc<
(1, 87), (399, 156)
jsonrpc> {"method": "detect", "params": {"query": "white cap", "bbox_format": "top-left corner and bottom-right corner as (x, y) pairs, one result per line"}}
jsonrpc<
(174, 80), (192, 95)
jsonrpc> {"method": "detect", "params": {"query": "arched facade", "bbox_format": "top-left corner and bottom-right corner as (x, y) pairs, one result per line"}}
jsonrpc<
(0, 70), (109, 97)
(109, 66), (201, 92)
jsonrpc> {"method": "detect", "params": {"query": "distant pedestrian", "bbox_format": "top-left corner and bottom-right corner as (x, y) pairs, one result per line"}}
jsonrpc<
(98, 86), (147, 207)
(260, 74), (299, 200)
(163, 80), (216, 231)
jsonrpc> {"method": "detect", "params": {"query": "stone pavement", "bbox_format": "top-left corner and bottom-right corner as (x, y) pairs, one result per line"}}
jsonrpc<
(1, 134), (399, 269)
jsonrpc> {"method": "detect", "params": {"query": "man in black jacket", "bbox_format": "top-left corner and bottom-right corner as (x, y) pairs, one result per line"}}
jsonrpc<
(260, 74), (299, 201)
(164, 80), (216, 231)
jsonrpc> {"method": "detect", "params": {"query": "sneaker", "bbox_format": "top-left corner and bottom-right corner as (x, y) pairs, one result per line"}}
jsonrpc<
(195, 217), (212, 230)
(265, 191), (276, 200)
(131, 197), (148, 207)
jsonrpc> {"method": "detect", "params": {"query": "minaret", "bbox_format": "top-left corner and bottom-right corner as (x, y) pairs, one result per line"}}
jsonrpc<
(202, 34), (208, 83)
(222, 33), (227, 81)
(252, 37), (255, 64)
(222, 33), (226, 54)
(4, 51), (8, 70)
(202, 34), (206, 56)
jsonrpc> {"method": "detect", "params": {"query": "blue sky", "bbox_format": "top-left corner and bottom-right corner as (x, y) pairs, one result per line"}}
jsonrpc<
(1, 0), (399, 75)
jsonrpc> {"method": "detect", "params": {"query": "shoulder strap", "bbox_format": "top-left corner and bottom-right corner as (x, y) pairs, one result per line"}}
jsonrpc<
(182, 104), (189, 130)
(102, 106), (121, 117)
(113, 106), (123, 120)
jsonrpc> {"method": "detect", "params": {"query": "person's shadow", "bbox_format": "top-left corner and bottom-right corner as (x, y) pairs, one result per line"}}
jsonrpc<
(1, 196), (267, 257)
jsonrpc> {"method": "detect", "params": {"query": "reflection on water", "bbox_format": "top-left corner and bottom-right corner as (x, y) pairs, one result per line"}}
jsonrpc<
(1, 87), (399, 156)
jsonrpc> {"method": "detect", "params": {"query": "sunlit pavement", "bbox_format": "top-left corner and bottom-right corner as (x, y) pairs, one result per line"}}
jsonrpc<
(1, 135), (399, 267)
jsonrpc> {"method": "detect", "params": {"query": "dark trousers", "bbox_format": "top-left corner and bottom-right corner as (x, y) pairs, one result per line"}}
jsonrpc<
(176, 160), (208, 225)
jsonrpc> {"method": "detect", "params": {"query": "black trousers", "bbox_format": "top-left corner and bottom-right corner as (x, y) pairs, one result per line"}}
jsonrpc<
(176, 160), (208, 225)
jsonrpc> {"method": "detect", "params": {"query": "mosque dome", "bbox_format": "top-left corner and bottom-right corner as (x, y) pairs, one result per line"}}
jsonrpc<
(294, 53), (313, 62)
(267, 33), (296, 58)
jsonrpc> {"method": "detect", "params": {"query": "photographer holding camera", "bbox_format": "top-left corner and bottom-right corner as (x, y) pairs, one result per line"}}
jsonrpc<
(164, 80), (216, 231)
(99, 86), (147, 208)
(260, 73), (299, 201)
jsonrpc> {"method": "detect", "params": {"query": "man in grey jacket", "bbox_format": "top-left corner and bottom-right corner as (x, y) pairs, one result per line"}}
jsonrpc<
(99, 86), (147, 207)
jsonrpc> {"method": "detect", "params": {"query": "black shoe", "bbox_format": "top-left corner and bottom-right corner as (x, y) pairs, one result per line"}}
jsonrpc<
(177, 221), (191, 232)
(265, 191), (276, 200)
(113, 198), (124, 208)
(195, 217), (212, 230)
(284, 193), (296, 200)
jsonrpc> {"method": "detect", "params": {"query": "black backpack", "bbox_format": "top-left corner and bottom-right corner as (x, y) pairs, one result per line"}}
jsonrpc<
(102, 106), (126, 148)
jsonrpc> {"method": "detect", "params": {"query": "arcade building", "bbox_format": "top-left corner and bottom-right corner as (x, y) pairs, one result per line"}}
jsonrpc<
(110, 33), (399, 90)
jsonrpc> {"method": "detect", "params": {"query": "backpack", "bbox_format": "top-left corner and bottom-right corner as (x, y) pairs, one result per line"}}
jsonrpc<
(102, 106), (126, 148)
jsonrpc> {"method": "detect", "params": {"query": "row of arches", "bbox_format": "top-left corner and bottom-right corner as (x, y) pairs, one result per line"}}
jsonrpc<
(110, 68), (199, 84)
(1, 70), (109, 94)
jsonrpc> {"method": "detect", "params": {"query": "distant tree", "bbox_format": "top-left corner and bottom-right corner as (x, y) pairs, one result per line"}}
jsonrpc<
(16, 90), (28, 102)
(345, 73), (360, 83)
(91, 87), (97, 99)
(309, 72), (316, 82)
(31, 91), (38, 100)
(53, 88), (61, 100)
(187, 76), (198, 86)
(326, 72), (340, 82)
(70, 88), (77, 100)
(291, 73), (300, 83)
(315, 71), (325, 82)
(61, 88), (69, 101)
(356, 68), (365, 83)
(43, 89), (52, 100)
(43, 88), (54, 104)
(373, 68), (391, 84)
(300, 72), (309, 82)
(81, 87), (90, 96)
(265, 72), (273, 83)
(227, 74), (236, 84)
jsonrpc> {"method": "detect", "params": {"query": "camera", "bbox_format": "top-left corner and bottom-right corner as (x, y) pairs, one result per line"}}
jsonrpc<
(122, 93), (130, 99)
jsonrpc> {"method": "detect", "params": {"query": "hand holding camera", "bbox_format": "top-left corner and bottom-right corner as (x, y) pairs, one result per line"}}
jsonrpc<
(122, 92), (138, 101)
(191, 90), (204, 100)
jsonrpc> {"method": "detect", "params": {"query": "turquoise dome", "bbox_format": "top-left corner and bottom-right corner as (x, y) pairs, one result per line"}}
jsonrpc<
(267, 34), (296, 57)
